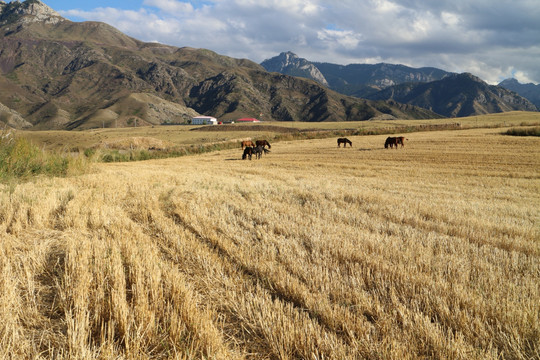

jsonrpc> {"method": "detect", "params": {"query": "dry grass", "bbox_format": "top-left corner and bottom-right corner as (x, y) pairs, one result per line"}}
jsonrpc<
(0, 127), (539, 359)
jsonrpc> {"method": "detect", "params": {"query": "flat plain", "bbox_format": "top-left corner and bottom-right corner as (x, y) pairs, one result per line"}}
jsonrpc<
(14, 110), (540, 151)
(1, 124), (539, 359)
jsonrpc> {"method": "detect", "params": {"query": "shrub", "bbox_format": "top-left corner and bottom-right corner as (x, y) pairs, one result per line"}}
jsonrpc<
(504, 127), (540, 137)
(84, 148), (96, 158)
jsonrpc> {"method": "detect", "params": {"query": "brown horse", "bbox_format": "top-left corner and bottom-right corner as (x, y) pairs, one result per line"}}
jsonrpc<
(241, 140), (255, 149)
(337, 138), (352, 147)
(395, 136), (407, 147)
(256, 140), (271, 149)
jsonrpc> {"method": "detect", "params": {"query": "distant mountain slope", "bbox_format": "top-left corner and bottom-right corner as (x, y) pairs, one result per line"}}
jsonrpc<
(499, 78), (540, 109)
(0, 1), (441, 129)
(365, 73), (538, 117)
(260, 52), (453, 98)
(314, 62), (452, 98)
(0, 100), (32, 129)
(260, 52), (538, 117)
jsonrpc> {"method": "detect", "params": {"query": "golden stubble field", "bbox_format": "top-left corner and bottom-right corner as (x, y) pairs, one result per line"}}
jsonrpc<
(1, 127), (539, 359)
(15, 111), (540, 152)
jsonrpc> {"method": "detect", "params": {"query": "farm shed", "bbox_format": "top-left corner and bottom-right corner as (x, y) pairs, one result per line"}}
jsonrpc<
(236, 117), (260, 122)
(192, 116), (217, 125)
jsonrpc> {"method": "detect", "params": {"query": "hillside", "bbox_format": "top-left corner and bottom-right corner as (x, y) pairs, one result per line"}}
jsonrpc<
(365, 73), (538, 117)
(0, 1), (442, 130)
(315, 61), (452, 98)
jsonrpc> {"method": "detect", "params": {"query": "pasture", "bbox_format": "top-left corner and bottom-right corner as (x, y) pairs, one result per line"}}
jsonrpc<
(13, 111), (540, 152)
(0, 126), (539, 359)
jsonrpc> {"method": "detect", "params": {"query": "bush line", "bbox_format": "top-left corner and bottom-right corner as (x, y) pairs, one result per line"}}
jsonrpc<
(1, 128), (91, 183)
(504, 126), (540, 137)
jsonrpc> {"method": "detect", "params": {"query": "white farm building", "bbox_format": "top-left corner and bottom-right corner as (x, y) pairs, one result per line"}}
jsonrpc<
(192, 116), (217, 125)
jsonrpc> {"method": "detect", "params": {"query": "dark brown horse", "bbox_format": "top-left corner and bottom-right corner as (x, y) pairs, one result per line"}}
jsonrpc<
(241, 140), (255, 149)
(242, 146), (253, 160)
(384, 137), (395, 149)
(385, 136), (408, 149)
(337, 138), (352, 147)
(256, 140), (271, 149)
(384, 137), (397, 149)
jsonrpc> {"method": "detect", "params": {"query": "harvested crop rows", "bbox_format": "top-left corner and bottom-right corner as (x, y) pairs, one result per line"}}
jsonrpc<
(1, 128), (538, 359)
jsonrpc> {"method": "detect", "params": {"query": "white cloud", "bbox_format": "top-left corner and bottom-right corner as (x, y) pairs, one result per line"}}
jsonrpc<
(142, 0), (194, 14)
(316, 28), (362, 51)
(512, 71), (535, 85)
(441, 11), (460, 27)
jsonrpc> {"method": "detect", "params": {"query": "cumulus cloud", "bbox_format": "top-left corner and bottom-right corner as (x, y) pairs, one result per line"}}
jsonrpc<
(142, 0), (194, 14)
(58, 0), (540, 84)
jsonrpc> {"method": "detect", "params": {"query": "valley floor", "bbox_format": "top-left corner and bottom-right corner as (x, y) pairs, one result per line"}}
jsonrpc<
(1, 127), (539, 359)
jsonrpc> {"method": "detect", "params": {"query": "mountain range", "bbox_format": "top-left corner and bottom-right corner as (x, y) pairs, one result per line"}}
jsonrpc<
(0, 1), (537, 131)
(498, 78), (540, 110)
(0, 0), (442, 130)
(261, 51), (453, 98)
(364, 73), (537, 117)
(261, 52), (538, 117)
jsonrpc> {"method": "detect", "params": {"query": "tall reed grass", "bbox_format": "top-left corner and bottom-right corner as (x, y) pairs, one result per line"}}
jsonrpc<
(0, 128), (91, 182)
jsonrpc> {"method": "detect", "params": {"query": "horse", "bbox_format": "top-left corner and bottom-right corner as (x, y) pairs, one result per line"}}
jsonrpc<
(256, 139), (271, 149)
(241, 140), (255, 149)
(385, 136), (408, 149)
(395, 136), (408, 147)
(337, 138), (352, 147)
(242, 146), (253, 160)
(384, 137), (396, 149)
(252, 145), (270, 159)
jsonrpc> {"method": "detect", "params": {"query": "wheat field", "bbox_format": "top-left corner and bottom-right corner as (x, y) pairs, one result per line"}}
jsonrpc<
(1, 127), (538, 359)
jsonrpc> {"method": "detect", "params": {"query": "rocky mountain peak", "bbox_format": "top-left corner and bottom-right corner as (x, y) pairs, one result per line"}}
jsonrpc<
(0, 0), (63, 25)
(499, 78), (520, 86)
(261, 51), (329, 87)
(281, 51), (299, 66)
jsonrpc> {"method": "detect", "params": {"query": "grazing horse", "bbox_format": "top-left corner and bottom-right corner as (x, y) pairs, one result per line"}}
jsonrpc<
(252, 145), (270, 159)
(384, 137), (397, 149)
(241, 140), (255, 149)
(242, 146), (253, 160)
(337, 138), (352, 147)
(256, 139), (271, 149)
(385, 136), (408, 149)
(395, 136), (407, 148)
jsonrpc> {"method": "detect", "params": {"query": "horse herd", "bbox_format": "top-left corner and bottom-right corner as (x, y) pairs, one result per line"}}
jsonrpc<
(241, 140), (271, 160)
(240, 136), (408, 159)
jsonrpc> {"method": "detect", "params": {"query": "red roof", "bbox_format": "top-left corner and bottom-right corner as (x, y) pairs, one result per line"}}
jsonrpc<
(236, 118), (260, 122)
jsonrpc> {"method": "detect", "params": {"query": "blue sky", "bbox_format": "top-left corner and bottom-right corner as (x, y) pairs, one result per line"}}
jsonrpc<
(36, 1), (210, 13)
(40, 1), (135, 11)
(8, 0), (540, 84)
